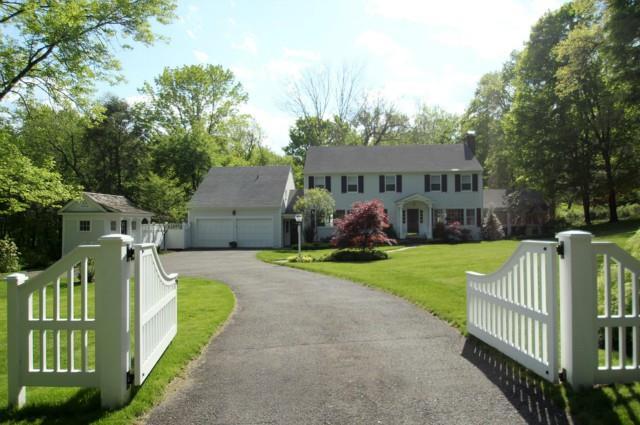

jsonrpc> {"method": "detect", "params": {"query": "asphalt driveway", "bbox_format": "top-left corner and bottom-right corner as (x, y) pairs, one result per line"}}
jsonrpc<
(146, 250), (566, 425)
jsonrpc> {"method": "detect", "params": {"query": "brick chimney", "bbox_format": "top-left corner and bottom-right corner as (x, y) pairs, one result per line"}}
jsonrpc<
(464, 131), (476, 156)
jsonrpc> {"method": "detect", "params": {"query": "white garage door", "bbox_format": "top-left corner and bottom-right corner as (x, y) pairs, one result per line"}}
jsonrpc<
(196, 218), (233, 247)
(237, 218), (274, 247)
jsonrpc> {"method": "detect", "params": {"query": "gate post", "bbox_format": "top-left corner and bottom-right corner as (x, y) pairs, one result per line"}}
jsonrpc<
(557, 230), (597, 389)
(6, 273), (28, 408)
(96, 234), (133, 408)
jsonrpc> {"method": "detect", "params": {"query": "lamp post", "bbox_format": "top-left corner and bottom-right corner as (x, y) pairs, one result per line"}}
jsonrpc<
(295, 214), (303, 259)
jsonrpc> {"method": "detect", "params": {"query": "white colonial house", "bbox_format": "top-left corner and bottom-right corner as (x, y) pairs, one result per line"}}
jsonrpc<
(303, 139), (484, 240)
(187, 166), (298, 248)
(59, 192), (153, 254)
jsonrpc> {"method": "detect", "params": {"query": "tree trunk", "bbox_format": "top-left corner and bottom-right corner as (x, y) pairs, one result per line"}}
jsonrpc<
(582, 191), (591, 226)
(603, 153), (619, 223)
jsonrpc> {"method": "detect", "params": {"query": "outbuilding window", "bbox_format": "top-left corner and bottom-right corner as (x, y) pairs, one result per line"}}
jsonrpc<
(132, 220), (137, 231)
(110, 221), (117, 231)
(79, 220), (91, 232)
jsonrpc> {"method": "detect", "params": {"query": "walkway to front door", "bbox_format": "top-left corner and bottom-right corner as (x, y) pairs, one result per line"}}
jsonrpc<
(146, 250), (567, 424)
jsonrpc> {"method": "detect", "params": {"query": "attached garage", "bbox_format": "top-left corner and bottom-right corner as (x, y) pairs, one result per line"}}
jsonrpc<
(237, 218), (274, 247)
(187, 166), (296, 249)
(195, 218), (234, 247)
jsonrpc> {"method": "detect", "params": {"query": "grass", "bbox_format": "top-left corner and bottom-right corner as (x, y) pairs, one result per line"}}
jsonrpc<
(0, 276), (235, 425)
(258, 218), (640, 425)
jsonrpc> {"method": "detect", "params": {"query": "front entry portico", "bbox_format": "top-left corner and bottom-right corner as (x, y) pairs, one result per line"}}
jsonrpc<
(395, 193), (433, 239)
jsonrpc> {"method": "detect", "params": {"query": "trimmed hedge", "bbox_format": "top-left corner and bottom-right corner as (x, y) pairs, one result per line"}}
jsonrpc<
(325, 249), (388, 262)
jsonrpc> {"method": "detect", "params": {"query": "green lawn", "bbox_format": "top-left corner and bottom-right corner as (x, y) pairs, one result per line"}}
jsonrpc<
(0, 276), (235, 425)
(257, 218), (640, 425)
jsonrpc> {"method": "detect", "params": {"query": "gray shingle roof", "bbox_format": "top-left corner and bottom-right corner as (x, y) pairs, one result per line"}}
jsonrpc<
(304, 144), (482, 174)
(189, 166), (292, 208)
(84, 192), (152, 215)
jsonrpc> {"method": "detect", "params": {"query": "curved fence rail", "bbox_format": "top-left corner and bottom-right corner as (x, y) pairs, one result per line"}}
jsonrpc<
(134, 244), (178, 385)
(592, 242), (640, 384)
(466, 240), (558, 382)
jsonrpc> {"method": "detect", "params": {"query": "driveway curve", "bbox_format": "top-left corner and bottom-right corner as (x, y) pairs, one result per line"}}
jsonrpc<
(146, 250), (565, 425)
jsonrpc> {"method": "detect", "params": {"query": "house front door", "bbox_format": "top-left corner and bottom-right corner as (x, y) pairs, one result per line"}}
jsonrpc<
(407, 209), (419, 234)
(121, 220), (128, 235)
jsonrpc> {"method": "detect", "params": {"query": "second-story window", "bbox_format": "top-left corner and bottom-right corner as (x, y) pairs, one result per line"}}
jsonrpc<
(430, 175), (442, 191)
(347, 175), (358, 192)
(461, 174), (472, 191)
(385, 175), (396, 191)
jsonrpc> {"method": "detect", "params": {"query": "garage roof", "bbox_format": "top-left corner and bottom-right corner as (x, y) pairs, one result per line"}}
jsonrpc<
(304, 144), (482, 174)
(189, 166), (292, 209)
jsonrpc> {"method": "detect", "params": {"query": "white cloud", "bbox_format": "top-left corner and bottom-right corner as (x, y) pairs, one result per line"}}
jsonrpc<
(186, 29), (197, 40)
(369, 0), (566, 60)
(193, 49), (209, 63)
(354, 30), (477, 113)
(264, 48), (322, 81)
(232, 34), (258, 55)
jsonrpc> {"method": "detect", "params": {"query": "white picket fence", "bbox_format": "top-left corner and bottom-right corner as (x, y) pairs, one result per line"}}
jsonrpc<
(467, 240), (558, 382)
(467, 230), (640, 389)
(141, 223), (191, 250)
(6, 234), (178, 408)
(134, 244), (177, 385)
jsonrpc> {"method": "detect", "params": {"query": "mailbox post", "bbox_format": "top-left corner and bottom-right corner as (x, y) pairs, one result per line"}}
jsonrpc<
(295, 214), (303, 259)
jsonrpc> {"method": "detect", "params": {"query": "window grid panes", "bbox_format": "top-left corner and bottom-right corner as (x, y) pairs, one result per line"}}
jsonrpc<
(430, 175), (441, 191)
(446, 209), (464, 224)
(419, 209), (424, 223)
(79, 220), (91, 232)
(465, 209), (475, 226)
(347, 176), (358, 192)
(461, 174), (472, 191)
(385, 175), (396, 191)
(110, 221), (116, 231)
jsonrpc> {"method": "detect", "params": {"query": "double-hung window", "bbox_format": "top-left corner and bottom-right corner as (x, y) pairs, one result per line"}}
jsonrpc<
(385, 175), (396, 192)
(461, 174), (472, 191)
(430, 175), (442, 191)
(465, 209), (475, 226)
(446, 209), (464, 224)
(79, 220), (91, 232)
(347, 176), (358, 192)
(314, 176), (326, 189)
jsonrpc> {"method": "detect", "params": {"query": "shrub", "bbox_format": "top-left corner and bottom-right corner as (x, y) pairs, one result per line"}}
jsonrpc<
(619, 204), (640, 219)
(331, 199), (396, 249)
(292, 242), (332, 250)
(287, 255), (315, 263)
(461, 228), (472, 242)
(433, 222), (446, 240)
(0, 236), (21, 273)
(627, 229), (640, 259)
(445, 221), (464, 242)
(482, 210), (505, 241)
(384, 224), (399, 240)
(589, 205), (609, 221)
(325, 249), (388, 262)
(303, 225), (315, 243)
(229, 241), (238, 249)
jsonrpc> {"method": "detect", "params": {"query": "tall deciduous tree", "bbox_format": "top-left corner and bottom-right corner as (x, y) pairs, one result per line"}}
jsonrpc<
(0, 0), (175, 106)
(353, 97), (408, 146)
(406, 105), (460, 145)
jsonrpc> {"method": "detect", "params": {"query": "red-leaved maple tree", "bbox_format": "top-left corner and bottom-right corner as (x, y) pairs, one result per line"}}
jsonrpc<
(331, 199), (397, 250)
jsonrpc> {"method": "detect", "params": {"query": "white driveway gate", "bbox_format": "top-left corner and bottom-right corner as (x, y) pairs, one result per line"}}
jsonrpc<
(6, 234), (178, 409)
(467, 230), (640, 389)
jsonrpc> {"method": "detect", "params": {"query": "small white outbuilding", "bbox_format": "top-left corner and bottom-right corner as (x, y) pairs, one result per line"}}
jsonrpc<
(59, 192), (153, 254)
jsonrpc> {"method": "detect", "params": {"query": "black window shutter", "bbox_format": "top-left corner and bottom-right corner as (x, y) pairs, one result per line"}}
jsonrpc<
(396, 175), (402, 192)
(325, 176), (331, 192)
(477, 208), (482, 226)
(424, 175), (430, 192)
(442, 174), (448, 192)
(341, 176), (347, 193)
(379, 175), (385, 193)
(455, 174), (461, 192)
(358, 175), (364, 193)
(308, 176), (314, 189)
(472, 174), (478, 192)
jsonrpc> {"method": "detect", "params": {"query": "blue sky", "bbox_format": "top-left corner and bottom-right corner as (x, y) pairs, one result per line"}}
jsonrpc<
(98, 0), (566, 153)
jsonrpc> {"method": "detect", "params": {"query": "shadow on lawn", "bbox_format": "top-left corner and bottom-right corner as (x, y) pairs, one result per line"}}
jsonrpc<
(461, 337), (570, 425)
(0, 386), (141, 425)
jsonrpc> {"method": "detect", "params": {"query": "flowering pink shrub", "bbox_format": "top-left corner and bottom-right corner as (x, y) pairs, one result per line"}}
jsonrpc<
(331, 199), (397, 250)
